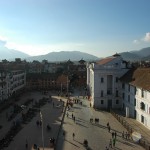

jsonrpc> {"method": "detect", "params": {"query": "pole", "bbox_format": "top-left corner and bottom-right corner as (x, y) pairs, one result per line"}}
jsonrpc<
(61, 83), (62, 95)
(40, 111), (44, 150)
(67, 76), (68, 97)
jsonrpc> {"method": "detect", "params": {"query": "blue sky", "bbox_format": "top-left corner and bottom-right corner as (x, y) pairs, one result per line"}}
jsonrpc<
(0, 0), (150, 57)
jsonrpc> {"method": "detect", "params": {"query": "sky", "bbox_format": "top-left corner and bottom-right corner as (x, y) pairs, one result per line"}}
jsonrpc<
(0, 0), (150, 57)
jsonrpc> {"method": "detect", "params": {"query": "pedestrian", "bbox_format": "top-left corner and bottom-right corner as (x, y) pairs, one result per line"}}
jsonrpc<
(109, 139), (112, 148)
(66, 112), (69, 117)
(127, 132), (130, 140)
(114, 131), (117, 139)
(36, 120), (39, 126)
(125, 132), (128, 139)
(107, 122), (109, 127)
(63, 131), (65, 136)
(112, 132), (114, 139)
(25, 139), (28, 149)
(39, 120), (42, 126)
(113, 138), (116, 147)
(73, 116), (75, 122)
(72, 113), (74, 119)
(122, 131), (124, 139)
(72, 133), (75, 140)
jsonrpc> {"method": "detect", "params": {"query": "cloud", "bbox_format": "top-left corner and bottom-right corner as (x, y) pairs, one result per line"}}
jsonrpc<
(0, 36), (7, 46)
(143, 32), (150, 42)
(133, 32), (150, 44)
(133, 40), (140, 44)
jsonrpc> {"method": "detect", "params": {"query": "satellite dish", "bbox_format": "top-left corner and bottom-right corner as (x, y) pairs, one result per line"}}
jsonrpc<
(132, 132), (142, 142)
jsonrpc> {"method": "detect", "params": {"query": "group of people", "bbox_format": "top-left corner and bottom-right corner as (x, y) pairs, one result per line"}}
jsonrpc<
(122, 131), (131, 140)
(105, 122), (117, 149)
(36, 120), (42, 127)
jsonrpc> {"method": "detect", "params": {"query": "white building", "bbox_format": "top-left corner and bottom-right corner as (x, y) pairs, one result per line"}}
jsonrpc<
(120, 68), (150, 129)
(0, 70), (26, 102)
(87, 54), (129, 109)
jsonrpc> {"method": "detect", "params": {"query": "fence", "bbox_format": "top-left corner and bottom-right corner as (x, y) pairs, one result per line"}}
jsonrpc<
(110, 109), (150, 150)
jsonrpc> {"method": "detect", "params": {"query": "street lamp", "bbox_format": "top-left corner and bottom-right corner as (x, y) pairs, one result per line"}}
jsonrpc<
(40, 111), (44, 150)
(61, 83), (62, 96)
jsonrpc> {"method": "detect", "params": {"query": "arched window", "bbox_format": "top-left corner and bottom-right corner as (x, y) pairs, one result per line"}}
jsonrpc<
(140, 102), (145, 111)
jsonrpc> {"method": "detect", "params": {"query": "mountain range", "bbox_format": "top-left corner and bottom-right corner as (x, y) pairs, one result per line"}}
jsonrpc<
(0, 39), (150, 62)
(0, 40), (30, 60)
(26, 51), (99, 62)
(119, 47), (150, 61)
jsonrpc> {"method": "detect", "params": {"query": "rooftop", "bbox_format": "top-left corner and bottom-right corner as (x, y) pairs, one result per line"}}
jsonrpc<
(120, 68), (150, 91)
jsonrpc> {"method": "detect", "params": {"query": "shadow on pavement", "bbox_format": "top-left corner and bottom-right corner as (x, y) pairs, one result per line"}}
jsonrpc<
(117, 139), (136, 148)
(65, 139), (80, 148)
(76, 122), (89, 128)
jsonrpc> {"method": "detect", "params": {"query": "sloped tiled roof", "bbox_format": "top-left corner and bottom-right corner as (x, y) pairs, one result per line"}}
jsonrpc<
(120, 68), (150, 91)
(96, 57), (115, 65)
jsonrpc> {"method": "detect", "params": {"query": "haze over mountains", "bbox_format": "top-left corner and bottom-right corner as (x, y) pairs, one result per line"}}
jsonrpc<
(0, 39), (150, 62)
(0, 40), (30, 60)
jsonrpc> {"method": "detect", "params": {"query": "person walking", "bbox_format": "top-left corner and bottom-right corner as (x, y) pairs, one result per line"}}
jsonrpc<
(112, 132), (114, 139)
(25, 139), (28, 149)
(107, 122), (109, 127)
(122, 131), (124, 139)
(114, 131), (117, 139)
(66, 112), (69, 117)
(72, 133), (75, 140)
(109, 139), (112, 148)
(113, 138), (116, 147)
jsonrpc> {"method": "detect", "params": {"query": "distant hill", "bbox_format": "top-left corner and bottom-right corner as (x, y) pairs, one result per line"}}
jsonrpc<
(131, 47), (150, 57)
(119, 47), (150, 61)
(26, 51), (99, 62)
(1, 38), (150, 62)
(119, 52), (142, 61)
(0, 40), (30, 60)
(142, 55), (150, 61)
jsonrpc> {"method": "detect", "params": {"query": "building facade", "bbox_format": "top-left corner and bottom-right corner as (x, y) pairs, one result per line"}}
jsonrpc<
(120, 68), (150, 129)
(0, 69), (26, 102)
(87, 54), (129, 109)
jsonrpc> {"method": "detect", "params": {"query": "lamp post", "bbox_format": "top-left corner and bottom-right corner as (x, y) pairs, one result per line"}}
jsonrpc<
(67, 76), (68, 97)
(40, 111), (44, 150)
(61, 83), (62, 96)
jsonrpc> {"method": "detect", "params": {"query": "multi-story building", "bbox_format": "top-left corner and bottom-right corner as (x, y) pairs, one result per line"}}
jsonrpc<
(120, 68), (150, 129)
(87, 54), (129, 109)
(0, 69), (26, 102)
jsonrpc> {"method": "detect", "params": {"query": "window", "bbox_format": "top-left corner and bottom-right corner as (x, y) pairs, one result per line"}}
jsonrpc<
(128, 95), (130, 103)
(122, 83), (125, 89)
(128, 85), (130, 92)
(122, 93), (125, 100)
(134, 99), (136, 106)
(116, 90), (118, 97)
(141, 89), (144, 98)
(134, 87), (136, 95)
(116, 77), (118, 83)
(140, 102), (145, 111)
(141, 115), (144, 123)
(101, 90), (103, 97)
(101, 77), (104, 83)
(116, 100), (119, 104)
(101, 100), (104, 104)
